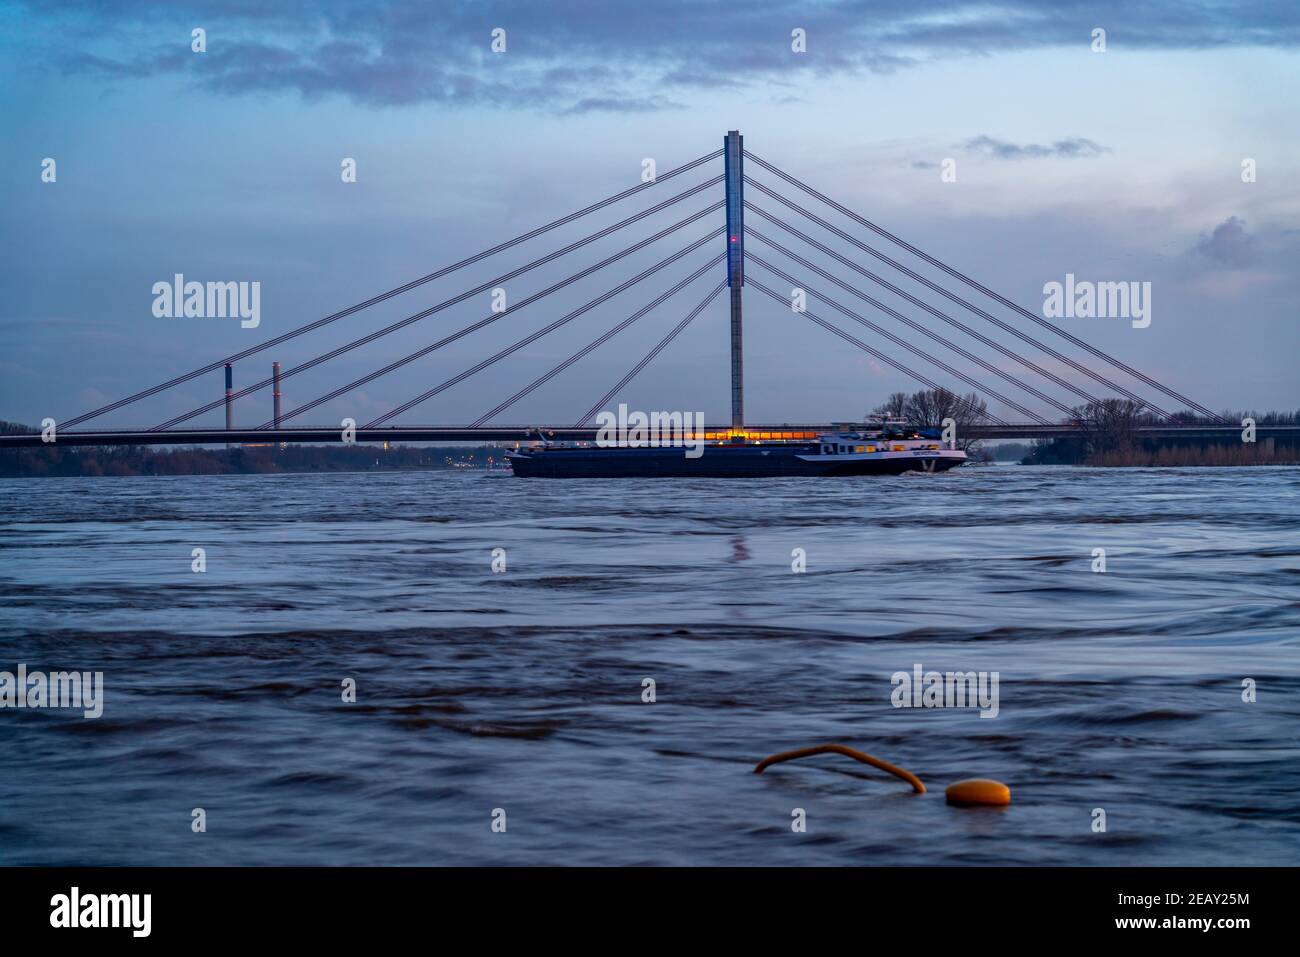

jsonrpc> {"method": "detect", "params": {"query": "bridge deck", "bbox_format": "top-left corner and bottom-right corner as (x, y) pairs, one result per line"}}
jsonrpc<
(2, 424), (1293, 449)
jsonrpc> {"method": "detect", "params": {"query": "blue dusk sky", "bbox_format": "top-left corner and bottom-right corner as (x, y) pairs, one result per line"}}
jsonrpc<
(1, 0), (1297, 428)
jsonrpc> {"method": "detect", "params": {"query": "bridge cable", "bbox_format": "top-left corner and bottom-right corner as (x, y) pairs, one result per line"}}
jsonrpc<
(748, 275), (1005, 427)
(746, 275), (1007, 426)
(745, 205), (1101, 411)
(362, 229), (726, 428)
(744, 151), (1219, 420)
(573, 283), (726, 428)
(745, 223), (1074, 418)
(470, 253), (726, 427)
(744, 175), (1172, 418)
(260, 216), (724, 429)
(748, 256), (1042, 422)
(61, 148), (724, 430)
(153, 181), (725, 430)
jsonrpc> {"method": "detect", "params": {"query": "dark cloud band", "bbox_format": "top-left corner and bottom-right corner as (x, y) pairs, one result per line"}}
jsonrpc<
(23, 1), (1300, 112)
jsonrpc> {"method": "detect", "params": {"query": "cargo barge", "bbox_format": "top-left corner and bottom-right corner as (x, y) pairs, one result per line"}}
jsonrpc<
(507, 425), (966, 478)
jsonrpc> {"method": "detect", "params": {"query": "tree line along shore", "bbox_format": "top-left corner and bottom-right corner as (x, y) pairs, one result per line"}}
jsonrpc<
(873, 390), (1299, 467)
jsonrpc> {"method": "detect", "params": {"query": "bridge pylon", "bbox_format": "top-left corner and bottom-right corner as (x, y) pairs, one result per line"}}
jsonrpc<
(724, 130), (744, 430)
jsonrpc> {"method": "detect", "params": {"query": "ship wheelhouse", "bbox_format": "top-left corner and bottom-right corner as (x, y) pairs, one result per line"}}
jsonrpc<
(816, 423), (951, 456)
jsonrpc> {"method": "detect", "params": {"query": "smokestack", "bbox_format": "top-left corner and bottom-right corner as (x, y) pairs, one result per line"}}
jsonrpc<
(224, 363), (234, 447)
(272, 361), (283, 450)
(272, 361), (282, 429)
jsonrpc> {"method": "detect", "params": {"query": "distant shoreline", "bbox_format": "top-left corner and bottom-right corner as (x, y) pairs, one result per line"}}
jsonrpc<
(1, 442), (1296, 477)
(0, 443), (512, 478)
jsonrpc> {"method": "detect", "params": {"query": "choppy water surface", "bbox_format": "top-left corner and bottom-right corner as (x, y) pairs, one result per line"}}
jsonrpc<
(1, 465), (1297, 866)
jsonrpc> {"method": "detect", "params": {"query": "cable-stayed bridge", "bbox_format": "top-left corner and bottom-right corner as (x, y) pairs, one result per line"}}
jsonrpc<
(4, 131), (1288, 451)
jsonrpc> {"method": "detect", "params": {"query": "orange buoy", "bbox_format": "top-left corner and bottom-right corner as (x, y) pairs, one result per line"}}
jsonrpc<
(945, 778), (1011, 806)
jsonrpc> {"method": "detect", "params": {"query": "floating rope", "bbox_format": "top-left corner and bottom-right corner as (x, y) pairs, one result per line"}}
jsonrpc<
(752, 744), (926, 794)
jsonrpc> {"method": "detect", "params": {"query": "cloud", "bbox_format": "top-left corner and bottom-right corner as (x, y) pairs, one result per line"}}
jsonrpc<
(561, 95), (686, 116)
(77, 387), (112, 408)
(1193, 215), (1258, 267)
(962, 135), (1111, 160)
(1184, 269), (1279, 296)
(15, 1), (1300, 113)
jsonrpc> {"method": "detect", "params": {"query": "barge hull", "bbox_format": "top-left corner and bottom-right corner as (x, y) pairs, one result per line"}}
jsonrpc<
(508, 446), (965, 478)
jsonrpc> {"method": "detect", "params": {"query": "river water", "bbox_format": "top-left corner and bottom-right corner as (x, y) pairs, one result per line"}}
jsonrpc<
(1, 464), (1297, 865)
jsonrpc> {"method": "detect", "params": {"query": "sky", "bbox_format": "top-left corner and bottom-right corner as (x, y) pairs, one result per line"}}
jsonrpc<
(1, 0), (1297, 430)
